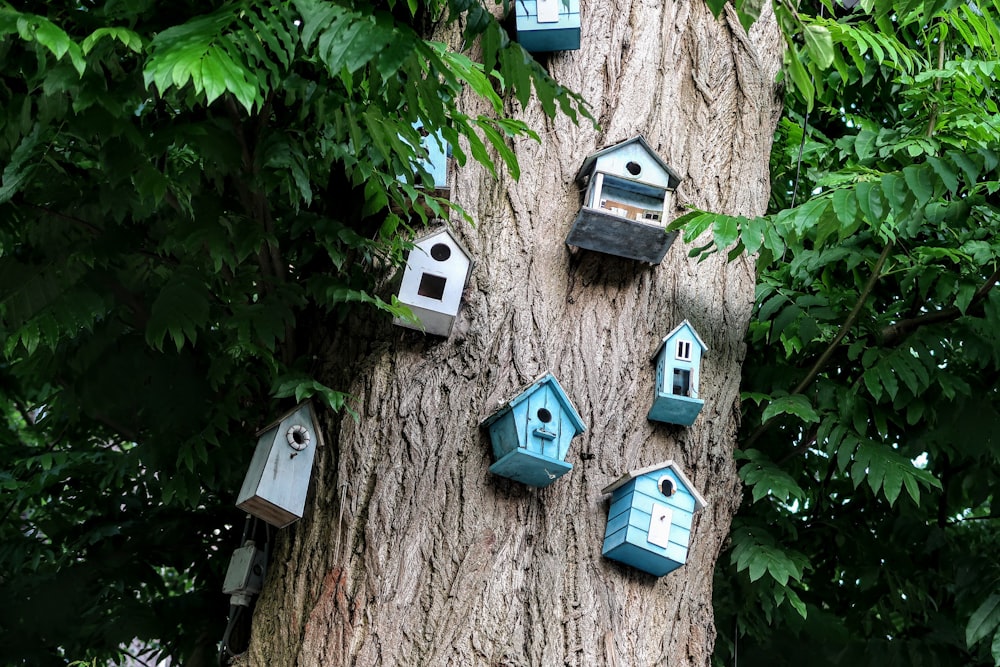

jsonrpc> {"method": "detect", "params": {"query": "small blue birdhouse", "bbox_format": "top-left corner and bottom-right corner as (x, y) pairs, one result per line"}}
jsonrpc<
(601, 460), (708, 576)
(236, 402), (323, 528)
(514, 0), (581, 53)
(404, 122), (450, 196)
(481, 372), (586, 487)
(647, 320), (707, 426)
(393, 227), (474, 337)
(566, 135), (682, 264)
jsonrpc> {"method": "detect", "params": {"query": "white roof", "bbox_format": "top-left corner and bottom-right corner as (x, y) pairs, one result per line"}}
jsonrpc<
(600, 459), (708, 510)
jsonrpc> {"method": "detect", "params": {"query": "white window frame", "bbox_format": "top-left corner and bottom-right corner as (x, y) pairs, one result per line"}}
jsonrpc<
(676, 339), (692, 361)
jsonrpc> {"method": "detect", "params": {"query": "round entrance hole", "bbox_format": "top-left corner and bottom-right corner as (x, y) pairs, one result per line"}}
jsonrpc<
(430, 243), (452, 262)
(537, 408), (553, 423)
(658, 477), (677, 497)
(286, 424), (311, 451)
(625, 161), (642, 176)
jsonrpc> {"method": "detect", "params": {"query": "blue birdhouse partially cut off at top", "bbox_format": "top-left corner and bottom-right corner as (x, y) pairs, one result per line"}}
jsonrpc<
(647, 320), (707, 426)
(515, 0), (581, 53)
(393, 227), (473, 337)
(601, 460), (708, 577)
(405, 122), (450, 196)
(566, 136), (682, 264)
(236, 402), (323, 528)
(481, 372), (586, 487)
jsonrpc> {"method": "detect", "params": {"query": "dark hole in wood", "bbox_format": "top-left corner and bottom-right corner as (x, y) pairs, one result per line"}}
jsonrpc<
(417, 273), (447, 300)
(626, 161), (642, 176)
(537, 408), (552, 423)
(430, 243), (451, 262)
(292, 430), (306, 445)
(659, 477), (676, 497)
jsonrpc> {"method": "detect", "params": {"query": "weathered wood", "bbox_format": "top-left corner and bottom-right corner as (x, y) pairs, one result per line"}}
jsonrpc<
(240, 2), (782, 665)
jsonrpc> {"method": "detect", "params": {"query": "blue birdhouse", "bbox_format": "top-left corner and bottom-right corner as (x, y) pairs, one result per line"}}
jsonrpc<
(601, 460), (708, 576)
(515, 0), (581, 53)
(405, 122), (450, 196)
(647, 320), (707, 426)
(236, 402), (323, 528)
(566, 136), (682, 264)
(393, 227), (474, 337)
(481, 372), (586, 487)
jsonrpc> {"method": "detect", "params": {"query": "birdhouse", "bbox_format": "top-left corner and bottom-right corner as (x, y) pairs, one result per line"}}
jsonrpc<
(566, 135), (682, 264)
(415, 123), (450, 195)
(514, 0), (581, 53)
(481, 372), (586, 487)
(647, 320), (707, 426)
(393, 227), (473, 337)
(236, 402), (323, 528)
(601, 460), (708, 576)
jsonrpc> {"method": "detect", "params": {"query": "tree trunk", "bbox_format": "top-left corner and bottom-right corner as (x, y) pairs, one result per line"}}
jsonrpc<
(240, 2), (782, 665)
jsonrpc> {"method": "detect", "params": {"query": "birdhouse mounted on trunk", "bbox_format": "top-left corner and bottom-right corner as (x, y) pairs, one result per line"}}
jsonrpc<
(393, 227), (473, 337)
(236, 402), (323, 528)
(566, 135), (682, 264)
(401, 122), (450, 198)
(601, 460), (708, 576)
(647, 320), (707, 426)
(481, 372), (586, 487)
(514, 0), (581, 53)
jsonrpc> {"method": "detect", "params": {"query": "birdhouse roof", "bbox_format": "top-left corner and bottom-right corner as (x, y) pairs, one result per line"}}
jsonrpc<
(254, 401), (325, 445)
(651, 319), (708, 360)
(480, 371), (586, 433)
(600, 459), (708, 509)
(575, 135), (682, 188)
(409, 225), (475, 285)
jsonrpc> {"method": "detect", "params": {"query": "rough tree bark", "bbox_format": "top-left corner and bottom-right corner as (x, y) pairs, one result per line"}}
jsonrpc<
(241, 1), (782, 665)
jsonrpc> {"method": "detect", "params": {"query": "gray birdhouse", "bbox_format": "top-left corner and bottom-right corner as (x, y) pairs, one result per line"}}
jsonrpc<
(566, 136), (682, 264)
(647, 320), (707, 426)
(514, 0), (581, 53)
(481, 372), (586, 487)
(236, 402), (323, 528)
(393, 227), (473, 337)
(601, 460), (708, 576)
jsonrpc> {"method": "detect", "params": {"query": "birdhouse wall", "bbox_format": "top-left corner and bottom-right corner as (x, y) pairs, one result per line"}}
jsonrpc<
(418, 129), (449, 191)
(590, 144), (675, 190)
(515, 0), (581, 53)
(236, 404), (319, 528)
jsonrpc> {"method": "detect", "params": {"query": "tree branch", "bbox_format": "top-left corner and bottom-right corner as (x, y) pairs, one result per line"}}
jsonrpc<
(879, 266), (1000, 347)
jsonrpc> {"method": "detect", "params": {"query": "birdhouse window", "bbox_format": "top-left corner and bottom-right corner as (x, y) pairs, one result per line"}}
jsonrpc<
(658, 476), (676, 497)
(430, 243), (451, 261)
(417, 273), (447, 300)
(672, 369), (691, 396)
(676, 340), (692, 361)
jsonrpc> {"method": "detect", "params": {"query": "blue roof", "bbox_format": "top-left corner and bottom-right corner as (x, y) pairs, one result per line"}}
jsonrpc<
(481, 372), (586, 433)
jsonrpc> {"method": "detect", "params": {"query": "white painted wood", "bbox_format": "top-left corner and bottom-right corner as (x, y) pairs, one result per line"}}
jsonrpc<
(536, 0), (560, 23)
(647, 503), (674, 549)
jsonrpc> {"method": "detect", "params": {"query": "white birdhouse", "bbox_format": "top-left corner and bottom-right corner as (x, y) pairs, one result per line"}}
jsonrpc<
(236, 402), (323, 528)
(393, 227), (473, 337)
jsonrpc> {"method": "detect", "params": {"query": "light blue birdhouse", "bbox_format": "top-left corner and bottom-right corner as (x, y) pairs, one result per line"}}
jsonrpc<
(405, 122), (450, 196)
(515, 0), (581, 53)
(236, 402), (323, 528)
(481, 372), (586, 487)
(566, 136), (682, 264)
(393, 227), (474, 337)
(601, 460), (708, 576)
(647, 320), (707, 426)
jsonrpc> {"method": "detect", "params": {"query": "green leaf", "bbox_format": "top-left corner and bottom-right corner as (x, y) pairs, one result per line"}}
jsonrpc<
(803, 25), (835, 68)
(967, 595), (1000, 648)
(762, 395), (820, 423)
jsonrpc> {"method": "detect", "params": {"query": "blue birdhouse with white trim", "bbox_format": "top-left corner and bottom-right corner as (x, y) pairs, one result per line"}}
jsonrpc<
(566, 136), (682, 264)
(647, 320), (707, 426)
(393, 227), (473, 337)
(515, 0), (581, 53)
(601, 460), (708, 576)
(481, 372), (586, 487)
(236, 402), (323, 528)
(403, 122), (450, 196)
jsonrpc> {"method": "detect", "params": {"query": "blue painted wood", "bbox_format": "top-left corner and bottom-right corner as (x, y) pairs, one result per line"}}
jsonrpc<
(600, 461), (707, 577)
(481, 372), (586, 487)
(515, 0), (581, 53)
(647, 321), (708, 426)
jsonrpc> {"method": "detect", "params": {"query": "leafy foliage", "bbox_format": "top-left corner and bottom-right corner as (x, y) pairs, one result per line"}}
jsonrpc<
(692, 0), (1000, 664)
(0, 1), (588, 664)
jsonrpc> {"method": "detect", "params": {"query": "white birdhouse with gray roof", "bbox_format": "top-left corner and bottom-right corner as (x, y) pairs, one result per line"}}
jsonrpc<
(647, 320), (707, 426)
(236, 402), (323, 528)
(566, 136), (682, 264)
(393, 227), (473, 337)
(601, 460), (708, 576)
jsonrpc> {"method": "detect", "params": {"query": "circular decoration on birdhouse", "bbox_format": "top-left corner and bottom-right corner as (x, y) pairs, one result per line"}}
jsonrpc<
(430, 243), (452, 262)
(286, 424), (311, 451)
(658, 476), (676, 497)
(537, 407), (553, 423)
(625, 161), (642, 176)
